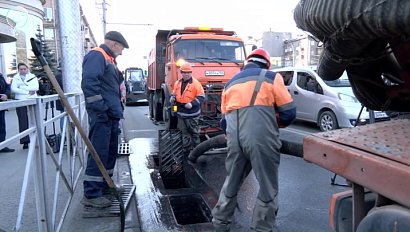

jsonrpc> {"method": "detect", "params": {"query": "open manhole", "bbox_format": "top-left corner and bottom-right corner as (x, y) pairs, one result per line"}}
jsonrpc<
(169, 194), (212, 225)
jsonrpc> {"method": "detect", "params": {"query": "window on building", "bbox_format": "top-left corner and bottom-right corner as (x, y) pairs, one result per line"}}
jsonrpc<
(43, 7), (53, 21)
(44, 28), (54, 40)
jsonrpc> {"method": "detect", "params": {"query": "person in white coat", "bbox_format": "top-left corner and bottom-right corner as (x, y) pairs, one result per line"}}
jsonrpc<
(11, 63), (39, 149)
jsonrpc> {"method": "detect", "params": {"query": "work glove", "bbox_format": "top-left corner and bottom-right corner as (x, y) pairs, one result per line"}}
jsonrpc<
(169, 95), (176, 104)
(220, 118), (227, 134)
(184, 102), (192, 109)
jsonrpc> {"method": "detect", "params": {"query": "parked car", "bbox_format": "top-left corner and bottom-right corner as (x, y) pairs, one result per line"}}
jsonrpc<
(273, 66), (390, 131)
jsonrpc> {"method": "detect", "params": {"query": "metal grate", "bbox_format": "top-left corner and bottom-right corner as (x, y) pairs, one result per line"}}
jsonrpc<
(117, 142), (130, 156)
(158, 130), (184, 178)
(82, 184), (136, 218)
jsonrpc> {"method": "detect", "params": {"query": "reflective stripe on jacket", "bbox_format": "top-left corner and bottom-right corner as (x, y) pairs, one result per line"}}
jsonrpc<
(173, 77), (205, 118)
(92, 47), (115, 64)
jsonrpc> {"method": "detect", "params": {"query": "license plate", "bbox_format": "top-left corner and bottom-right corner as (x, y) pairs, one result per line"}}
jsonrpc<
(205, 71), (224, 76)
(374, 112), (387, 118)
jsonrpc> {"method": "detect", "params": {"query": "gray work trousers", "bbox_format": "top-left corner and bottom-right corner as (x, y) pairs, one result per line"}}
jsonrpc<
(177, 117), (200, 151)
(212, 108), (281, 231)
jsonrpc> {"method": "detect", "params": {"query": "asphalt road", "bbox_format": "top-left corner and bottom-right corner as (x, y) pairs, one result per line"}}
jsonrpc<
(123, 104), (349, 232)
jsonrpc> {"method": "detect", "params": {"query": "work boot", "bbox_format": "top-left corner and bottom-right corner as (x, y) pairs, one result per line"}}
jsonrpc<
(81, 196), (111, 208)
(0, 147), (15, 153)
(103, 184), (126, 196)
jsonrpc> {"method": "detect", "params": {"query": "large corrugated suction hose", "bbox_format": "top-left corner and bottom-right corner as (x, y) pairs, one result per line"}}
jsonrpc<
(293, 0), (410, 112)
(294, 0), (410, 40)
(294, 0), (410, 81)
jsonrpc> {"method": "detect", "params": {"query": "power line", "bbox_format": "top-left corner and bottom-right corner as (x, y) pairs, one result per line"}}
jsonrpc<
(106, 23), (153, 26)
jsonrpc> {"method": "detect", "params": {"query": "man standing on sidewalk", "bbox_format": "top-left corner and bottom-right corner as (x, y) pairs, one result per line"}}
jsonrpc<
(0, 73), (14, 153)
(81, 31), (128, 208)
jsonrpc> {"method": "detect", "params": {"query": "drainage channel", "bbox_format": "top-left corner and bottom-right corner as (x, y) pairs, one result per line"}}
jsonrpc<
(156, 130), (215, 228)
(128, 133), (219, 231)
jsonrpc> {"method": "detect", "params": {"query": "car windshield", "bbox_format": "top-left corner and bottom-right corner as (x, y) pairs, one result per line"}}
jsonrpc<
(315, 70), (351, 87)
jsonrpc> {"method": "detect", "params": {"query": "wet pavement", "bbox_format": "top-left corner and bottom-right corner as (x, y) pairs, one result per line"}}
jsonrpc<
(0, 105), (348, 231)
(126, 136), (347, 232)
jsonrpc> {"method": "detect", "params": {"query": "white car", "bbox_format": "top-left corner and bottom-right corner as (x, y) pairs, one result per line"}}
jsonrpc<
(273, 66), (390, 131)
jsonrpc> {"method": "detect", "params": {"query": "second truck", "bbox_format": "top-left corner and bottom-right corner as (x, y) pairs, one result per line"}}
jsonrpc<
(147, 27), (246, 138)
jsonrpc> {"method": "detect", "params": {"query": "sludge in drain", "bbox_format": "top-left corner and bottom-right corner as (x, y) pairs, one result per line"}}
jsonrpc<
(161, 171), (188, 189)
(169, 194), (212, 225)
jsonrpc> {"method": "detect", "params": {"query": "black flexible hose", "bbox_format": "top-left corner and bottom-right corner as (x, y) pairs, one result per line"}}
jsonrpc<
(294, 0), (410, 81)
(294, 0), (410, 40)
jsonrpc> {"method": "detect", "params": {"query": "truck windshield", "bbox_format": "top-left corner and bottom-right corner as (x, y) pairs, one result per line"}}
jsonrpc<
(127, 70), (144, 82)
(174, 39), (245, 63)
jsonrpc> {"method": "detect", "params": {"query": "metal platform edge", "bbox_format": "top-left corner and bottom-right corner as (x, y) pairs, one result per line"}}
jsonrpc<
(82, 184), (136, 218)
(303, 135), (410, 209)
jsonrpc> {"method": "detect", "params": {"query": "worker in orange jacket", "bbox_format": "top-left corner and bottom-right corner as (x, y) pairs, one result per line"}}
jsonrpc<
(212, 48), (296, 232)
(170, 62), (205, 152)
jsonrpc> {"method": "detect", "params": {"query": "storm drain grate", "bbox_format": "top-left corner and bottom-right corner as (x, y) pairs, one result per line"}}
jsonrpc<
(117, 142), (130, 156)
(158, 130), (184, 178)
(82, 184), (135, 218)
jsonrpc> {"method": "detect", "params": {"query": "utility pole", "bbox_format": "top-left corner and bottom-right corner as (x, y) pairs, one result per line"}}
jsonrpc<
(102, 0), (107, 35)
(58, 0), (83, 94)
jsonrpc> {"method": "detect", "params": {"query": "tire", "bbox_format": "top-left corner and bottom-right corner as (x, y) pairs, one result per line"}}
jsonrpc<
(163, 104), (177, 129)
(318, 110), (338, 131)
(148, 92), (154, 119)
(153, 93), (163, 121)
(357, 205), (410, 232)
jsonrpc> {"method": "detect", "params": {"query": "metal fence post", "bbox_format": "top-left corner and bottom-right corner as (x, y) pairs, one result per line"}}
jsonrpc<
(32, 98), (53, 231)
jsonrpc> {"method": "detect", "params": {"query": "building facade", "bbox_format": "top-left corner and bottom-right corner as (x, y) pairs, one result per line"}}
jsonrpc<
(0, 0), (45, 77)
(283, 35), (323, 67)
(0, 0), (97, 78)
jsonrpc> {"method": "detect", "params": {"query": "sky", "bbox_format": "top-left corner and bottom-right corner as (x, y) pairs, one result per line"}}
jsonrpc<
(79, 0), (304, 70)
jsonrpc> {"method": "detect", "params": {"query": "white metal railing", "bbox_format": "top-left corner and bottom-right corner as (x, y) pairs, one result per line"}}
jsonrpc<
(0, 93), (88, 232)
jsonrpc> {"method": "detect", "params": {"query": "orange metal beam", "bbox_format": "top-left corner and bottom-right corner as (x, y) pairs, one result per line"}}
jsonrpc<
(303, 119), (410, 209)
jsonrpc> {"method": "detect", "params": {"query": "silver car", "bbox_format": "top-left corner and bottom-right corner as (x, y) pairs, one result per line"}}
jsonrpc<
(273, 66), (389, 131)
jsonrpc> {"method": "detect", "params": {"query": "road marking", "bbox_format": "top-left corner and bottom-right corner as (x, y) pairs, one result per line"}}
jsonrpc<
(128, 129), (159, 133)
(281, 127), (311, 136)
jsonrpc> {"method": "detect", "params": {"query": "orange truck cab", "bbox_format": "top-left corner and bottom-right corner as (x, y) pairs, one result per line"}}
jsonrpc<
(147, 27), (246, 138)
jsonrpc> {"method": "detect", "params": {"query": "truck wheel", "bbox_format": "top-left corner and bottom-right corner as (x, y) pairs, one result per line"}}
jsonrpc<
(163, 106), (177, 129)
(357, 205), (410, 232)
(318, 110), (339, 131)
(153, 94), (163, 121)
(148, 92), (154, 119)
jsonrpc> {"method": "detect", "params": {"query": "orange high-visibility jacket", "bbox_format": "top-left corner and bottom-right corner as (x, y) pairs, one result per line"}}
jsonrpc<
(172, 77), (205, 118)
(222, 65), (296, 127)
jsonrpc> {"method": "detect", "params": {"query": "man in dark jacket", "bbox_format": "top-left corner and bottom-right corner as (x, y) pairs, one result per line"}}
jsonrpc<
(80, 31), (129, 208)
(0, 73), (14, 153)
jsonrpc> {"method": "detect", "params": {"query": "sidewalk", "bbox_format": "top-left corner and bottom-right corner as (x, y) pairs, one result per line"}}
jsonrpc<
(61, 156), (141, 232)
(0, 108), (140, 232)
